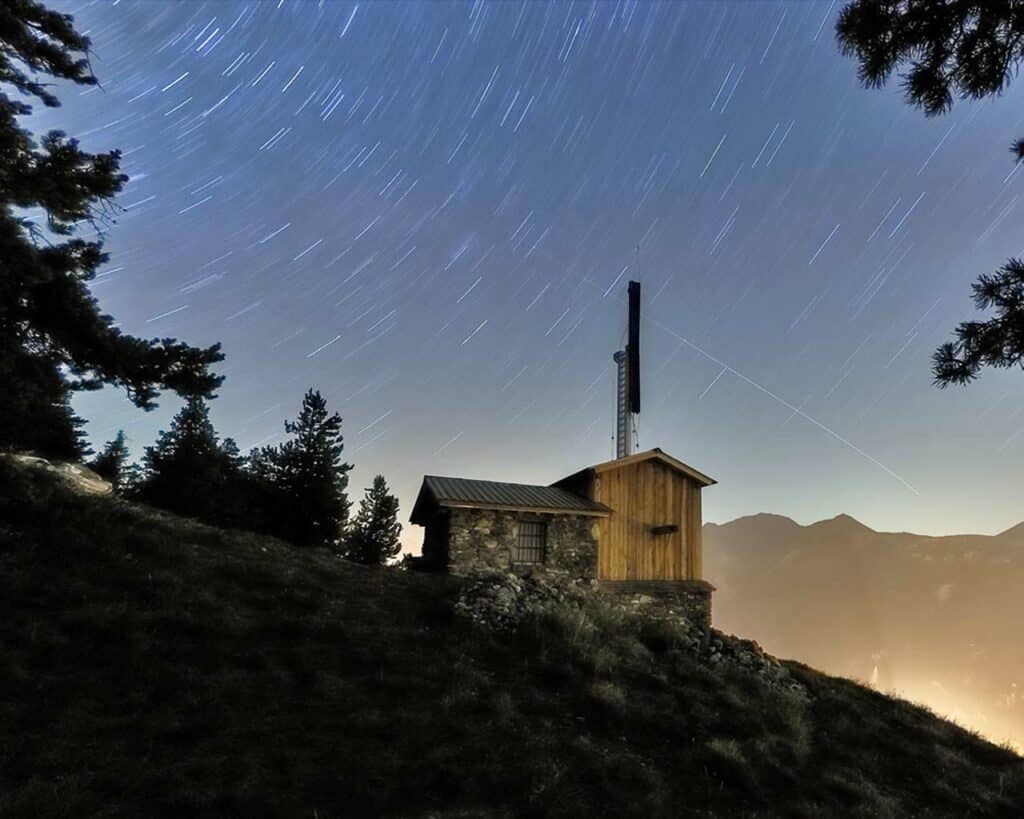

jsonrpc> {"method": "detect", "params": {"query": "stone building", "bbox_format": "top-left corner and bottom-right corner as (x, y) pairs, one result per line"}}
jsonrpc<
(410, 448), (716, 628)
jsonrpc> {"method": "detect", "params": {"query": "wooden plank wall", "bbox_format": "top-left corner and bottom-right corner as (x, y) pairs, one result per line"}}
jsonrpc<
(686, 482), (701, 580)
(595, 460), (703, 581)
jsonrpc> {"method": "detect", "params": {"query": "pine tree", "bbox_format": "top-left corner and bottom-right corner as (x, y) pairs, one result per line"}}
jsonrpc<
(232, 444), (288, 537)
(274, 390), (352, 547)
(0, 0), (223, 458)
(221, 437), (244, 471)
(932, 259), (1024, 385)
(246, 445), (280, 484)
(135, 397), (237, 521)
(345, 475), (402, 565)
(0, 347), (87, 458)
(90, 430), (129, 492)
(836, 2), (1024, 385)
(836, 2), (1024, 142)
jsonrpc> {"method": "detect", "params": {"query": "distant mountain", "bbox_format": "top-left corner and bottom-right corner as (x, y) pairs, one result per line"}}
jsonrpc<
(705, 514), (1024, 748)
(998, 520), (1024, 541)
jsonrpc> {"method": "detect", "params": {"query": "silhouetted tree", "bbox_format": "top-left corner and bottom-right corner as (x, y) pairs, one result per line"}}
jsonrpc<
(0, 0), (223, 457)
(224, 444), (286, 537)
(836, 1), (1024, 385)
(221, 436), (244, 472)
(89, 430), (128, 492)
(273, 390), (352, 547)
(246, 445), (280, 484)
(837, 2), (1024, 142)
(134, 398), (238, 521)
(932, 259), (1024, 384)
(0, 350), (87, 458)
(344, 475), (402, 565)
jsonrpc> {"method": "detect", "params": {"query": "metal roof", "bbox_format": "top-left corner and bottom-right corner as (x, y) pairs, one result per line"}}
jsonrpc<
(410, 475), (611, 524)
(557, 448), (716, 488)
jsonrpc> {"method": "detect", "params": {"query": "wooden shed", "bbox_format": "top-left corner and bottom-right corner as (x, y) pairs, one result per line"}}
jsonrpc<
(412, 447), (714, 583)
(410, 283), (718, 625)
(553, 448), (715, 582)
(411, 447), (716, 625)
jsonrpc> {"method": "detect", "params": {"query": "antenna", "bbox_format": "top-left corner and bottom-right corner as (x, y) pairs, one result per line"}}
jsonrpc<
(614, 350), (630, 458)
(627, 280), (641, 414)
(613, 279), (641, 458)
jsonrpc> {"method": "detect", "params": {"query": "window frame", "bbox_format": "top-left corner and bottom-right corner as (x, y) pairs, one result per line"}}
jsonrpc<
(513, 518), (548, 565)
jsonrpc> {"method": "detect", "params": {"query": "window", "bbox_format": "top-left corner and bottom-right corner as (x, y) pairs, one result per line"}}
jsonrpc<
(514, 520), (547, 564)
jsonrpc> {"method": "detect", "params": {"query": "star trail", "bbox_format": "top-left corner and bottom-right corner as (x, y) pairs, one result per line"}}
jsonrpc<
(47, 0), (1024, 547)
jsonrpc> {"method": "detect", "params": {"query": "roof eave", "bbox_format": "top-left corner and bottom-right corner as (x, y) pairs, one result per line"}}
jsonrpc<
(409, 482), (439, 525)
(559, 448), (717, 487)
(435, 499), (611, 517)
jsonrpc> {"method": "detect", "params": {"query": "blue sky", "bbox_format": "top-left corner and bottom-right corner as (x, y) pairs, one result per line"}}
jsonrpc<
(47, 1), (1024, 543)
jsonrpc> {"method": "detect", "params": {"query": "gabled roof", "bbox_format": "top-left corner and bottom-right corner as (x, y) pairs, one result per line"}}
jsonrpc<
(558, 448), (716, 487)
(410, 475), (611, 524)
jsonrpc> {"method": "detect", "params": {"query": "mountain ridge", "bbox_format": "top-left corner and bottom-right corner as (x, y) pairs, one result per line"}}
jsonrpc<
(706, 513), (1024, 542)
(704, 510), (1024, 750)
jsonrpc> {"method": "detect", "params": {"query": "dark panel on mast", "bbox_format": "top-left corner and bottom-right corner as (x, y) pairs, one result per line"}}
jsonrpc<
(627, 280), (641, 414)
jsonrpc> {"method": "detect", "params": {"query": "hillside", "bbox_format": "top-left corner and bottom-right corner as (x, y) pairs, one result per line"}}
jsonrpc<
(705, 514), (1024, 749)
(1, 460), (1022, 818)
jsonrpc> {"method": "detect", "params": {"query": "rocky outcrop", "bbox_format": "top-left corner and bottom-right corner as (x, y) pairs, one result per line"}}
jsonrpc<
(453, 570), (806, 697)
(4, 454), (112, 496)
(453, 570), (591, 631)
(701, 633), (806, 697)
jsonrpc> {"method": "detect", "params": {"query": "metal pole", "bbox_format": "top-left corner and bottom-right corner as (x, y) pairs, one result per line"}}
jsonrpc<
(614, 350), (631, 458)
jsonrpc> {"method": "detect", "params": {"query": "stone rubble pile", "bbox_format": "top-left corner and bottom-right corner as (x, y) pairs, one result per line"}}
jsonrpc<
(701, 633), (807, 698)
(453, 570), (589, 631)
(454, 570), (806, 697)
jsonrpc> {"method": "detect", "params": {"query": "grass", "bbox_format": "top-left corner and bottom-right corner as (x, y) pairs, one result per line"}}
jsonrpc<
(1, 458), (1022, 818)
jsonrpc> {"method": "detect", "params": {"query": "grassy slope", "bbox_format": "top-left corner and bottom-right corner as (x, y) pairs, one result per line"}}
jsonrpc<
(1, 461), (1022, 819)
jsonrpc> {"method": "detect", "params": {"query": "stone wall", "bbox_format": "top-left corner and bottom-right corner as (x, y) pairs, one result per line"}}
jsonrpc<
(450, 572), (798, 696)
(446, 507), (599, 583)
(598, 580), (714, 631)
(426, 507), (714, 632)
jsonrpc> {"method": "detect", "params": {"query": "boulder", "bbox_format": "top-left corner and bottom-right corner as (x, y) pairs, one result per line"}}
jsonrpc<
(5, 453), (112, 496)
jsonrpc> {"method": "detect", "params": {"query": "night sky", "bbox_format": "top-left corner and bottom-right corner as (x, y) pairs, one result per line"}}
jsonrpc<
(46, 1), (1024, 548)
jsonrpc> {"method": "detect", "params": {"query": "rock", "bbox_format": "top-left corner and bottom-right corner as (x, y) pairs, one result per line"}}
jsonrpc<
(696, 628), (808, 699)
(6, 453), (112, 496)
(452, 569), (809, 699)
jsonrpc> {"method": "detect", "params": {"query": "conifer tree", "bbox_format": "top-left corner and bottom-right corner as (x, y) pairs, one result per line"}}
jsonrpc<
(345, 475), (402, 565)
(836, 2), (1024, 385)
(221, 436), (244, 471)
(0, 352), (87, 458)
(837, 2), (1024, 143)
(0, 0), (223, 458)
(274, 390), (352, 547)
(231, 444), (287, 536)
(933, 259), (1024, 385)
(246, 445), (280, 484)
(135, 397), (237, 521)
(89, 430), (129, 492)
